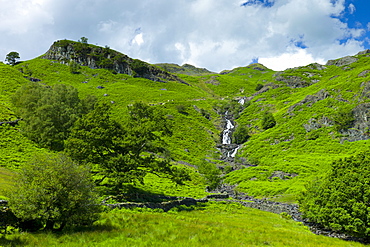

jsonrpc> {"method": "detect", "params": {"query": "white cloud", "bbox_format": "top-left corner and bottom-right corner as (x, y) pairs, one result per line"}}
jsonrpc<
(348, 3), (356, 15)
(132, 33), (144, 46)
(0, 0), (367, 71)
(259, 48), (326, 71)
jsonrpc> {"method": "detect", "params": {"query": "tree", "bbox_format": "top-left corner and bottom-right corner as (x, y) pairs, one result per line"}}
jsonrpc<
(65, 102), (189, 191)
(5, 51), (20, 65)
(261, 112), (276, 130)
(79, 37), (88, 44)
(7, 153), (100, 232)
(11, 82), (97, 150)
(299, 152), (370, 238)
(232, 125), (250, 144)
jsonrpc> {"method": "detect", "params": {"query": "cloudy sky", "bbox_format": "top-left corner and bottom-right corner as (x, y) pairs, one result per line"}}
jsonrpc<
(1, 0), (369, 71)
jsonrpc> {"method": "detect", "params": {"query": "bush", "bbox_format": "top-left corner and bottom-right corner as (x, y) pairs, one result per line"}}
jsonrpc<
(299, 152), (370, 238)
(261, 112), (276, 130)
(7, 153), (101, 232)
(232, 125), (250, 144)
(255, 84), (263, 91)
(332, 108), (354, 131)
(197, 161), (221, 191)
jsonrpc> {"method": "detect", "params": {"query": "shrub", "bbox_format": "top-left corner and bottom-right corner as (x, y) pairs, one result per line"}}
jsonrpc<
(232, 125), (250, 144)
(261, 112), (276, 130)
(7, 153), (100, 232)
(299, 152), (370, 238)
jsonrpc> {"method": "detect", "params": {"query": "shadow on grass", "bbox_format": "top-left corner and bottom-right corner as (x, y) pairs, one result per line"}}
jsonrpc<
(101, 185), (181, 203)
(0, 235), (25, 247)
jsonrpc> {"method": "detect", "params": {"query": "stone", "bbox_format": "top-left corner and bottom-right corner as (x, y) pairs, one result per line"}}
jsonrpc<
(326, 56), (358, 67)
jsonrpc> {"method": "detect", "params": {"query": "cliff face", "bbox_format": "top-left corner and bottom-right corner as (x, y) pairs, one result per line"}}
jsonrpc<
(42, 40), (185, 83)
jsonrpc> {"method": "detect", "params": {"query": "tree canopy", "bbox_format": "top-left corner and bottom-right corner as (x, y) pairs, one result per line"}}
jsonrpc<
(8, 153), (100, 232)
(299, 152), (370, 238)
(65, 102), (190, 192)
(11, 82), (97, 150)
(5, 51), (20, 65)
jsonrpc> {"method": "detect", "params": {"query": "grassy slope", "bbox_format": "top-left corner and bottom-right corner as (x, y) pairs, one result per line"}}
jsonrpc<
(3, 202), (365, 247)
(2, 47), (370, 244)
(225, 54), (370, 202)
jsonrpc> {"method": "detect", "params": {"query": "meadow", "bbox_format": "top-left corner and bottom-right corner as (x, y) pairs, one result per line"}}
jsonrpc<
(1, 202), (365, 247)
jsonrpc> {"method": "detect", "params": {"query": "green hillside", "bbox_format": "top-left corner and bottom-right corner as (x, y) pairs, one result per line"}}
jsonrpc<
(1, 40), (370, 244)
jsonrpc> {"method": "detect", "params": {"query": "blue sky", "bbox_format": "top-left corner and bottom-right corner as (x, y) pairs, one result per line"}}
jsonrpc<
(340, 0), (370, 48)
(0, 0), (369, 71)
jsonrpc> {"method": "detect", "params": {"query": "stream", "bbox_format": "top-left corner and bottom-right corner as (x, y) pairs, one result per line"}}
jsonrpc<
(219, 98), (246, 162)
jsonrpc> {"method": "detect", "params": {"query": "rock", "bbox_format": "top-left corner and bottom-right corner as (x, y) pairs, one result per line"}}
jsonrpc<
(269, 171), (298, 180)
(289, 89), (330, 113)
(357, 49), (370, 55)
(275, 75), (308, 88)
(42, 40), (187, 84)
(326, 56), (358, 67)
(358, 70), (370, 77)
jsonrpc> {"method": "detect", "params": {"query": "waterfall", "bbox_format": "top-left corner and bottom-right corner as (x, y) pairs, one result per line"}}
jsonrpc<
(220, 97), (246, 161)
(222, 119), (234, 144)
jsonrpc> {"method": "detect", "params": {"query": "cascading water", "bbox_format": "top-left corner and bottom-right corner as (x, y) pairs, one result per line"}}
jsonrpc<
(219, 97), (246, 161)
(222, 113), (234, 145)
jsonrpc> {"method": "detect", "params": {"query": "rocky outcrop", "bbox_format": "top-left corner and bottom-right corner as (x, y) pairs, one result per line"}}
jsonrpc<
(340, 103), (370, 142)
(326, 56), (358, 67)
(303, 117), (334, 132)
(42, 40), (187, 84)
(288, 89), (330, 113)
(275, 75), (308, 88)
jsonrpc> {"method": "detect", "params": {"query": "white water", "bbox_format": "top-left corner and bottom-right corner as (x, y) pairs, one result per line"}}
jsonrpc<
(221, 98), (246, 158)
(222, 119), (234, 144)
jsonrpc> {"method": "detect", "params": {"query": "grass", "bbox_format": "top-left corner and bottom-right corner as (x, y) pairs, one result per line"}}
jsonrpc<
(1, 202), (365, 247)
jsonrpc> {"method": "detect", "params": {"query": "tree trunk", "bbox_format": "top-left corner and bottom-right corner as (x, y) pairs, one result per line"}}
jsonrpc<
(44, 220), (54, 231)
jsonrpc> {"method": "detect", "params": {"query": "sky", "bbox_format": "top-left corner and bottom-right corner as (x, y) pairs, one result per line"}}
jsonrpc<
(1, 0), (370, 72)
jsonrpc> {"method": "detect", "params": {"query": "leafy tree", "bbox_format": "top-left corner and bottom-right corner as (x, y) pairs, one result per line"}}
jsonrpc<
(11, 82), (97, 150)
(78, 37), (88, 44)
(299, 152), (370, 238)
(261, 112), (276, 130)
(65, 102), (189, 191)
(7, 153), (100, 232)
(5, 51), (20, 65)
(232, 125), (250, 144)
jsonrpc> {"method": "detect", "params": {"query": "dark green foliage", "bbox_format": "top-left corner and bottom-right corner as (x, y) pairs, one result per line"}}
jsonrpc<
(232, 125), (250, 144)
(299, 152), (370, 238)
(176, 104), (188, 114)
(11, 82), (97, 150)
(78, 37), (88, 44)
(255, 83), (263, 91)
(131, 59), (149, 77)
(69, 60), (80, 74)
(7, 153), (100, 232)
(261, 112), (276, 130)
(65, 102), (189, 191)
(197, 161), (221, 191)
(5, 52), (20, 66)
(332, 108), (354, 131)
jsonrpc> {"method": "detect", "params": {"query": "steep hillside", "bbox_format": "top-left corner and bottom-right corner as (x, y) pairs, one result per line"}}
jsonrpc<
(2, 40), (370, 205)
